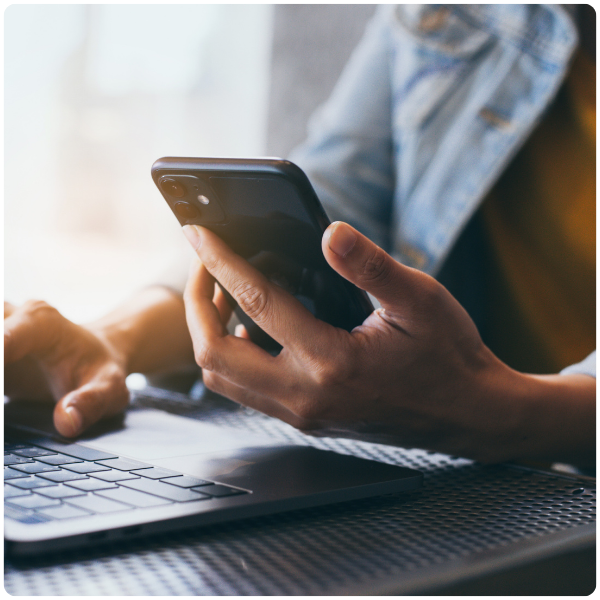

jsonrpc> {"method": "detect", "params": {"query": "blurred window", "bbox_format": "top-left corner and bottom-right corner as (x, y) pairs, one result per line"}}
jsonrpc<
(5, 4), (274, 321)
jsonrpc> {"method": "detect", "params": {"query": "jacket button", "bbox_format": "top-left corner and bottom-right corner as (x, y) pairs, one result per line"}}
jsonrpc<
(479, 107), (512, 130)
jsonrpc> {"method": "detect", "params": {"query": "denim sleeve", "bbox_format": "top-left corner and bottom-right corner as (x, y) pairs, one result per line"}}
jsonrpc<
(560, 351), (596, 378)
(288, 7), (396, 252)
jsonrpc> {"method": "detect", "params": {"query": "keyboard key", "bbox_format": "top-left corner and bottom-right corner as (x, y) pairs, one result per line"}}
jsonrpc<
(7, 476), (58, 489)
(35, 484), (87, 499)
(4, 484), (32, 498)
(12, 447), (58, 458)
(37, 504), (91, 520)
(162, 475), (211, 488)
(4, 443), (29, 452)
(4, 454), (34, 466)
(89, 470), (141, 483)
(11, 462), (61, 474)
(65, 479), (118, 492)
(95, 458), (152, 471)
(62, 462), (110, 474)
(95, 487), (173, 508)
(33, 441), (118, 461)
(121, 478), (211, 502)
(194, 484), (247, 497)
(37, 471), (89, 483)
(4, 504), (50, 524)
(65, 494), (130, 514)
(131, 467), (180, 479)
(4, 467), (32, 480)
(36, 455), (83, 466)
(6, 494), (61, 510)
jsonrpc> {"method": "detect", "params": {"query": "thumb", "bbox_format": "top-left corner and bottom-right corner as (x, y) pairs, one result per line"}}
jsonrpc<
(53, 370), (129, 437)
(322, 221), (428, 314)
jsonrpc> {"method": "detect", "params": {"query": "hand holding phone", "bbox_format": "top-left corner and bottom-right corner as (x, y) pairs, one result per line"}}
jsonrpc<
(152, 157), (373, 350)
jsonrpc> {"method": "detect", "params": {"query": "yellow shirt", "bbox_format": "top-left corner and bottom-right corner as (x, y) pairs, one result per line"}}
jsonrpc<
(482, 49), (596, 374)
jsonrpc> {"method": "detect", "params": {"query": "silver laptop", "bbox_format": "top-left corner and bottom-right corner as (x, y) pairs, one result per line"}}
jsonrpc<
(4, 390), (422, 556)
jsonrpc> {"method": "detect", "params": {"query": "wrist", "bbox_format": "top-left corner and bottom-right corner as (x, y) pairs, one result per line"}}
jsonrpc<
(83, 286), (180, 375)
(85, 319), (136, 375)
(480, 363), (596, 467)
(85, 286), (193, 376)
(522, 372), (596, 468)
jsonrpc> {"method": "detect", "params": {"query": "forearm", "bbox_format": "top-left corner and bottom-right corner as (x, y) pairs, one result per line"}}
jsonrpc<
(86, 286), (195, 376)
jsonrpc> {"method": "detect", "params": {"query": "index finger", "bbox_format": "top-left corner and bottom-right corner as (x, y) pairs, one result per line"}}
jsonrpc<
(183, 258), (287, 398)
(183, 225), (332, 351)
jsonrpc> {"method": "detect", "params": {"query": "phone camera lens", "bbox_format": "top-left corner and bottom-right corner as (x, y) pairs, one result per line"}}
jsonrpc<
(173, 201), (200, 220)
(160, 178), (186, 198)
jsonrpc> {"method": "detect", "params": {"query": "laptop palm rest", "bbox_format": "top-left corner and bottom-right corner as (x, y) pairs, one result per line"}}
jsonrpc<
(76, 409), (422, 497)
(5, 398), (422, 556)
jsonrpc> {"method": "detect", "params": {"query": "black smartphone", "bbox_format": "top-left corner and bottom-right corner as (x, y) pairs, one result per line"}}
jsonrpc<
(151, 157), (374, 351)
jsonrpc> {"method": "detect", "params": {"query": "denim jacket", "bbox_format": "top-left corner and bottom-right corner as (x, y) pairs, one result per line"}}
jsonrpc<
(290, 4), (595, 378)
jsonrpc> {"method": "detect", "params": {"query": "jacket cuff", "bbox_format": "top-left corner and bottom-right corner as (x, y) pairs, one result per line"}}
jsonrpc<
(560, 351), (596, 378)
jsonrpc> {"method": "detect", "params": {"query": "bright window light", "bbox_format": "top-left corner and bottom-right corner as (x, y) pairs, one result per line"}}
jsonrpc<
(5, 4), (274, 323)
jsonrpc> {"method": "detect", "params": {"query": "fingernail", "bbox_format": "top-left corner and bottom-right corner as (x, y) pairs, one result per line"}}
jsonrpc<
(328, 222), (357, 257)
(64, 405), (83, 435)
(182, 224), (202, 249)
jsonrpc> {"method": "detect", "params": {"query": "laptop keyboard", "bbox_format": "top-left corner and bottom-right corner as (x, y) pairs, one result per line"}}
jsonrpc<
(4, 439), (249, 525)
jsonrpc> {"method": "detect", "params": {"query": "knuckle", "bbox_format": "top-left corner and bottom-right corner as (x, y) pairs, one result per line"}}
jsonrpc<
(417, 272), (445, 308)
(233, 281), (269, 322)
(23, 299), (60, 320)
(311, 356), (353, 389)
(194, 342), (216, 371)
(362, 248), (392, 285)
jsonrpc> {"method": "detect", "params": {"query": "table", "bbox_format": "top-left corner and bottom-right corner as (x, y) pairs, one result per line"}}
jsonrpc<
(5, 385), (595, 595)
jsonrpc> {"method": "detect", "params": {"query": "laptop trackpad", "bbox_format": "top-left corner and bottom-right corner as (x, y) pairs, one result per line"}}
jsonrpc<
(153, 444), (421, 495)
(82, 408), (276, 460)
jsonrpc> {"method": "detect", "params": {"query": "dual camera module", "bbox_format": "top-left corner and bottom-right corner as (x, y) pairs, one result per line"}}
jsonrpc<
(159, 175), (225, 223)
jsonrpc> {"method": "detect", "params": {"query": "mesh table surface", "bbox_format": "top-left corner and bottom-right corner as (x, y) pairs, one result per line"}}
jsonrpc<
(5, 388), (596, 595)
